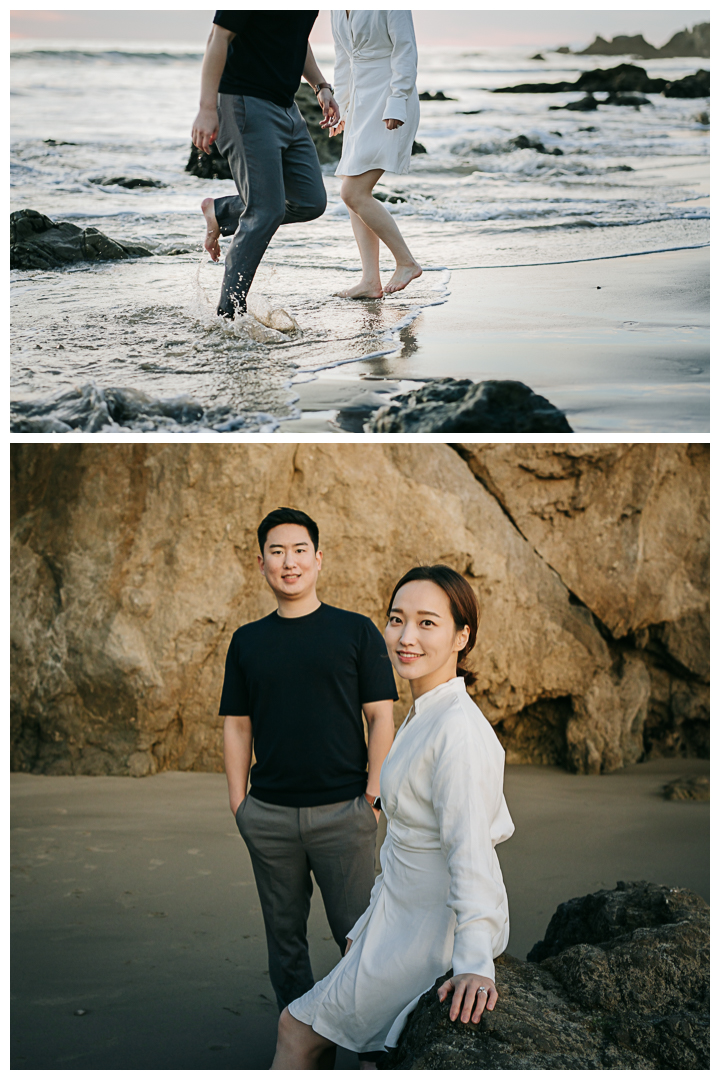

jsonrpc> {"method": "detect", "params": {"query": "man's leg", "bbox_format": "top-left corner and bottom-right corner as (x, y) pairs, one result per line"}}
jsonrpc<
(280, 105), (327, 225)
(212, 96), (290, 319)
(236, 796), (315, 1009)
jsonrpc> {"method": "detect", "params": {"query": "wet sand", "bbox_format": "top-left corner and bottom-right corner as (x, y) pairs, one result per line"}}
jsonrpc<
(11, 758), (709, 1070)
(279, 245), (709, 434)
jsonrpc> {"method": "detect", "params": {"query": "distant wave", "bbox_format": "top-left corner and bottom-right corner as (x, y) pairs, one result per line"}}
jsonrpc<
(11, 49), (203, 62)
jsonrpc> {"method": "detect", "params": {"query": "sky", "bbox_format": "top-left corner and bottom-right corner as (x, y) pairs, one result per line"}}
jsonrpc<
(9, 9), (711, 49)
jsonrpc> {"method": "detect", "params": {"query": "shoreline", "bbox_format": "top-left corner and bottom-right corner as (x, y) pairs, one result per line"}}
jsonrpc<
(11, 757), (709, 1069)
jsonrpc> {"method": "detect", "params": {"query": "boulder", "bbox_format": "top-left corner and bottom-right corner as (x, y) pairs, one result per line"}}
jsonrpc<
(89, 176), (166, 188)
(510, 135), (563, 153)
(604, 91), (652, 106)
(419, 90), (457, 101)
(185, 143), (233, 180)
(365, 379), (573, 433)
(656, 23), (710, 59)
(576, 34), (660, 59)
(662, 70), (710, 99)
(383, 881), (709, 1070)
(10, 444), (707, 775)
(549, 94), (598, 112)
(496, 63), (671, 95)
(10, 209), (152, 270)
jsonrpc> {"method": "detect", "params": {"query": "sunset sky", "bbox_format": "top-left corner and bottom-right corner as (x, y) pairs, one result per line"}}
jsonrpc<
(10, 9), (710, 49)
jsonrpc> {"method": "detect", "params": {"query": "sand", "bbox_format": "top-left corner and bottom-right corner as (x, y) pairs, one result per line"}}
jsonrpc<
(278, 246), (709, 434)
(11, 757), (709, 1070)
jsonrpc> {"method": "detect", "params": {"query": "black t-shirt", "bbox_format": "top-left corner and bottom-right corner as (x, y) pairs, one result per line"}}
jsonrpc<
(219, 603), (399, 807)
(213, 10), (318, 107)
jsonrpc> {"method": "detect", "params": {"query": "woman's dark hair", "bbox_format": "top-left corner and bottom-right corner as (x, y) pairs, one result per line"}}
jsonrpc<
(386, 565), (479, 687)
(257, 507), (319, 553)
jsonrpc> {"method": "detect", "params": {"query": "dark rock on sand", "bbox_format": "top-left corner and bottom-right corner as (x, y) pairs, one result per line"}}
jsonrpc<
(89, 176), (166, 188)
(10, 209), (152, 270)
(383, 881), (709, 1070)
(365, 379), (573, 433)
(10, 383), (270, 433)
(510, 135), (563, 154)
(661, 776), (710, 801)
(419, 90), (457, 101)
(663, 70), (710, 99)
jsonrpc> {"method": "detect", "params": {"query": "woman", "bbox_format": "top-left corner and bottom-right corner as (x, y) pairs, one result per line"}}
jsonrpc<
(272, 565), (515, 1068)
(330, 10), (423, 299)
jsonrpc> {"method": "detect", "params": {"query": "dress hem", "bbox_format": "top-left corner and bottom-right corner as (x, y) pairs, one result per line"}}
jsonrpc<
(287, 1001), (388, 1055)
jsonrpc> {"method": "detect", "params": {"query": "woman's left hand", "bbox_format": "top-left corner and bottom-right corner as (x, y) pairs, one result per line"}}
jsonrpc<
(384, 118), (404, 130)
(437, 973), (497, 1024)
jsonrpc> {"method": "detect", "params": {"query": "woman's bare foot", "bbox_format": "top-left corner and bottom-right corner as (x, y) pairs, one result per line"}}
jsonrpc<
(384, 263), (422, 295)
(333, 279), (384, 299)
(201, 198), (221, 262)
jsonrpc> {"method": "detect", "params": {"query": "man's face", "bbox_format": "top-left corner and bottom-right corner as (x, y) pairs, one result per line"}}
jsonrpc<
(258, 524), (322, 600)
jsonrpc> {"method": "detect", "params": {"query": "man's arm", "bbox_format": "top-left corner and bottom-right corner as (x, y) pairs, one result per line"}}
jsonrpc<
(223, 714), (253, 815)
(191, 25), (235, 154)
(362, 700), (395, 817)
(302, 42), (340, 130)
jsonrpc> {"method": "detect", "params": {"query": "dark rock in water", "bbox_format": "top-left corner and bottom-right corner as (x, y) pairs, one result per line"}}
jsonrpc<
(661, 776), (709, 801)
(411, 140), (427, 154)
(419, 90), (457, 101)
(43, 139), (77, 146)
(555, 46), (571, 54)
(10, 209), (152, 270)
(365, 379), (573, 433)
(550, 94), (598, 112)
(663, 69), (710, 99)
(89, 176), (166, 188)
(656, 23), (709, 60)
(373, 191), (406, 203)
(185, 143), (233, 180)
(495, 63), (670, 95)
(693, 110), (710, 126)
(10, 382), (276, 433)
(530, 53), (546, 61)
(577, 33), (660, 59)
(510, 135), (563, 154)
(383, 881), (709, 1070)
(605, 91), (652, 106)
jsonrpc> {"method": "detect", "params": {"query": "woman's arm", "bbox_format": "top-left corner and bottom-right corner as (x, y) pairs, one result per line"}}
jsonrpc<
(382, 10), (418, 125)
(191, 24), (234, 153)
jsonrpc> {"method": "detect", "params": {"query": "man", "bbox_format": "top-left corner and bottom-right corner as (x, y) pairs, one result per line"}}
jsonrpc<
(191, 12), (339, 319)
(219, 507), (397, 1067)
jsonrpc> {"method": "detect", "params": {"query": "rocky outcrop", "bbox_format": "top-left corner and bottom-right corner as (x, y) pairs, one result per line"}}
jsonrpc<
(11, 209), (152, 270)
(365, 380), (573, 433)
(89, 176), (165, 189)
(185, 143), (233, 180)
(383, 881), (709, 1070)
(577, 23), (709, 60)
(10, 444), (708, 776)
(494, 62), (709, 97)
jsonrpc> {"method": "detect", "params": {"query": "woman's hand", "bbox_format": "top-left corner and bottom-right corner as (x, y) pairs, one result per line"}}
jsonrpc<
(317, 88), (341, 130)
(384, 118), (404, 131)
(329, 119), (345, 138)
(344, 938), (353, 955)
(437, 973), (497, 1024)
(192, 106), (219, 154)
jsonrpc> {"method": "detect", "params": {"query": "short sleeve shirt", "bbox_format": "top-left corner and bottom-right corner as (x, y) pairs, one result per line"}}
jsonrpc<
(219, 603), (398, 806)
(213, 10), (319, 107)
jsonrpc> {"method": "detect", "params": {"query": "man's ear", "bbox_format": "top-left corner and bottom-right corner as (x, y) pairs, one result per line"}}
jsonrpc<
(316, 548), (323, 572)
(257, 553), (266, 577)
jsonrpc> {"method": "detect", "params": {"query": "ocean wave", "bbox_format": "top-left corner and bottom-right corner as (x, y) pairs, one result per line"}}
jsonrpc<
(10, 382), (281, 433)
(11, 49), (203, 63)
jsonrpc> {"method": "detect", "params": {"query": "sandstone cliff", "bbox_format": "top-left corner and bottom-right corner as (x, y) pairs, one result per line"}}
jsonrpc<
(10, 443), (708, 777)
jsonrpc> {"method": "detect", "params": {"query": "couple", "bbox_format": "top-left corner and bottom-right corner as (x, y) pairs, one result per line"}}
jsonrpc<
(220, 507), (515, 1068)
(191, 10), (422, 320)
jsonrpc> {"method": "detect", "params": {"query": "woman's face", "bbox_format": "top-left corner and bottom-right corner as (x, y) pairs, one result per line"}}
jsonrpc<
(385, 579), (469, 689)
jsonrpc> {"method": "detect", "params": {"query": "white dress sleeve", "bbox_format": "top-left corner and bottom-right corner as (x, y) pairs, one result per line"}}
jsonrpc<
(331, 16), (352, 121)
(431, 717), (512, 981)
(382, 10), (418, 124)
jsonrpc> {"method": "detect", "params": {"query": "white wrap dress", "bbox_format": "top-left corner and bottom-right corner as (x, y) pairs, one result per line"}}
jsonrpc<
(288, 677), (515, 1054)
(331, 10), (420, 177)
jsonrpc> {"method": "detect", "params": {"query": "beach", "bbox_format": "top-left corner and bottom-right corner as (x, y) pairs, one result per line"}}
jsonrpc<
(11, 758), (709, 1070)
(10, 41), (709, 432)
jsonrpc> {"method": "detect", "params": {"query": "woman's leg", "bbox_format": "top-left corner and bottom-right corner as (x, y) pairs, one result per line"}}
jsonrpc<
(340, 170), (422, 295)
(335, 210), (383, 298)
(271, 1007), (337, 1070)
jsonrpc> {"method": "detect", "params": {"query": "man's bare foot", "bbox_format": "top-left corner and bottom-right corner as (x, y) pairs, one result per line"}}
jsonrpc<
(384, 263), (422, 295)
(333, 280), (384, 299)
(201, 197), (221, 262)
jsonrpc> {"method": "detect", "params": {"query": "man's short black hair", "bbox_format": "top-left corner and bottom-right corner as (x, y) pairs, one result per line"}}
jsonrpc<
(257, 507), (320, 553)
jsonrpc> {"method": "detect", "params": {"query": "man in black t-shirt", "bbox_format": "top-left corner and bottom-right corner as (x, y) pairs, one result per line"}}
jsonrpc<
(219, 507), (397, 1066)
(191, 12), (339, 319)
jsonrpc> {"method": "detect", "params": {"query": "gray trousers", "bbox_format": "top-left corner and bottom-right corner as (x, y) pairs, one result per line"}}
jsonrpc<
(235, 793), (378, 1011)
(214, 94), (327, 318)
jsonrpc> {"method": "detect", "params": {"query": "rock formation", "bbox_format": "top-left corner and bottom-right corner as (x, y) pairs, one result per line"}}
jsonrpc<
(11, 209), (152, 271)
(383, 881), (709, 1069)
(365, 380), (574, 433)
(494, 62), (710, 98)
(577, 23), (709, 60)
(10, 444), (708, 776)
